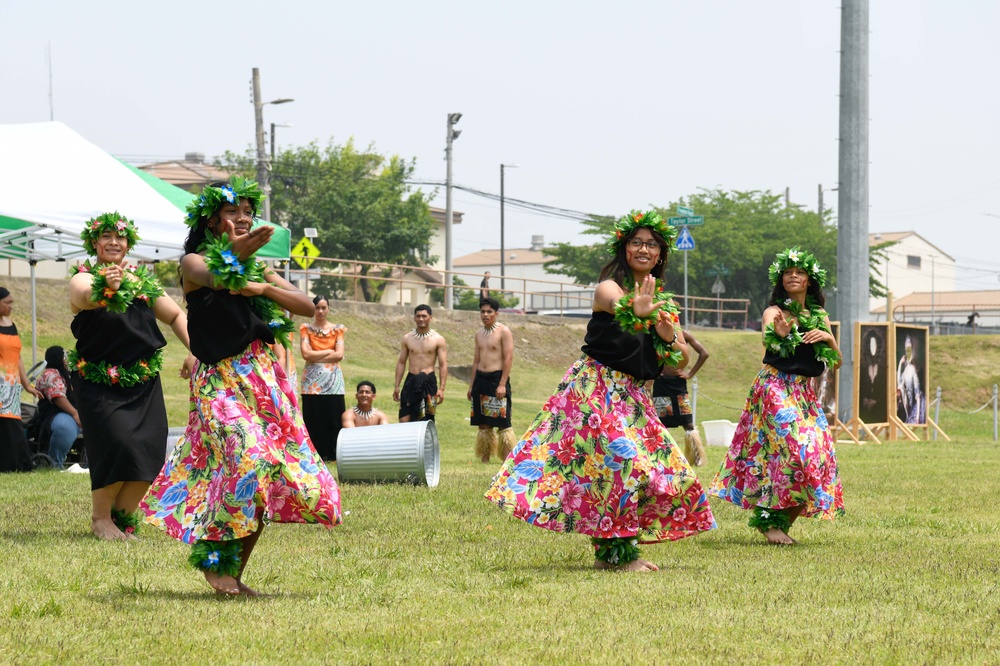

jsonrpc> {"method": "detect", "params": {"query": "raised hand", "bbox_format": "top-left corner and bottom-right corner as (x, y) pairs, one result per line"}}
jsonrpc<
(223, 220), (274, 261)
(632, 274), (665, 319)
(773, 310), (792, 338)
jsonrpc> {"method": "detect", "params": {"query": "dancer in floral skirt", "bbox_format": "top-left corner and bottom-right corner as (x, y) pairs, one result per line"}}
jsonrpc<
(486, 210), (716, 572)
(708, 248), (844, 544)
(142, 177), (341, 595)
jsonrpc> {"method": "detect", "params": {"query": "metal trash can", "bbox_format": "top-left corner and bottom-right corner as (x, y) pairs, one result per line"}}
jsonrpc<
(336, 421), (440, 487)
(165, 426), (186, 462)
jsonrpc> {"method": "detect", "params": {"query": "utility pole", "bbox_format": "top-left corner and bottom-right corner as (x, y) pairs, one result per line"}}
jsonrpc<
(818, 184), (824, 221)
(836, 0), (870, 424)
(252, 68), (268, 219)
(444, 113), (462, 310)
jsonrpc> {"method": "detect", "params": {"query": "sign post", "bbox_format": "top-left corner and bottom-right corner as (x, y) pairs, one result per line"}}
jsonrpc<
(705, 264), (730, 328)
(675, 226), (695, 326)
(293, 228), (320, 297)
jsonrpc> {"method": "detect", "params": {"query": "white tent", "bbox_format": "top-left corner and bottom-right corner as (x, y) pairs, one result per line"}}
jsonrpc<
(0, 121), (192, 262)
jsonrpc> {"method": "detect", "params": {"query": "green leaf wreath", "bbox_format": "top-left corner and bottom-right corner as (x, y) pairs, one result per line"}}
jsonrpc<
(189, 540), (242, 578)
(613, 281), (685, 367)
(200, 234), (296, 348)
(71, 261), (165, 314)
(762, 297), (840, 368)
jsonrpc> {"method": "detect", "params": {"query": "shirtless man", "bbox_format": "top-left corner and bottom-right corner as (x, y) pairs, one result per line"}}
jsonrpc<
(467, 298), (515, 463)
(341, 381), (389, 428)
(393, 304), (448, 422)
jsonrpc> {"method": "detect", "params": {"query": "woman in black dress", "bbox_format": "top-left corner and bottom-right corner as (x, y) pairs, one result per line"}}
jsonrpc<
(68, 212), (194, 540)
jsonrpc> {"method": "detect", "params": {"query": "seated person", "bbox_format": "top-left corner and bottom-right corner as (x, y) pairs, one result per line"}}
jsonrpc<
(341, 381), (389, 428)
(35, 346), (83, 467)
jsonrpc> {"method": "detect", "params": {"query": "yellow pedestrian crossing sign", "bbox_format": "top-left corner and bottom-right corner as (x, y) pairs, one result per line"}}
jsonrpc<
(291, 237), (320, 269)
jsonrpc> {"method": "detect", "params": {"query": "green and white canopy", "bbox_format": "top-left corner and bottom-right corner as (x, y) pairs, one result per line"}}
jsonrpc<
(0, 121), (289, 261)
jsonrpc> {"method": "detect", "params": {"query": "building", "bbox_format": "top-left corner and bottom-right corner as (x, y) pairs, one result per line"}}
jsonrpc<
(375, 207), (463, 308)
(869, 231), (955, 313)
(453, 235), (591, 312)
(138, 153), (232, 192)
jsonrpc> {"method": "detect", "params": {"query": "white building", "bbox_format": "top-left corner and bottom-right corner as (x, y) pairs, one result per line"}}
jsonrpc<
(869, 231), (955, 313)
(453, 235), (591, 311)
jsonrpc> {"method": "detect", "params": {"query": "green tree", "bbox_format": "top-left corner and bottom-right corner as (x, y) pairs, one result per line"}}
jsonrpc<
(219, 139), (436, 302)
(542, 214), (615, 285)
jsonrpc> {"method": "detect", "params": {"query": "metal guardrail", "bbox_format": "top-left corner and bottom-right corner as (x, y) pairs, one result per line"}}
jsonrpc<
(286, 254), (751, 323)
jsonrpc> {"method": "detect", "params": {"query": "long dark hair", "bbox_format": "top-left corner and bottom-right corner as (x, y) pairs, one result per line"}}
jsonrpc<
(598, 227), (669, 287)
(44, 346), (74, 404)
(769, 273), (827, 309)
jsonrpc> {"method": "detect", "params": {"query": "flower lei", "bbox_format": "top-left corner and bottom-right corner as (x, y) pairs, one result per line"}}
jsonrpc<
(762, 297), (840, 368)
(592, 536), (641, 565)
(185, 176), (264, 227)
(748, 506), (792, 533)
(768, 247), (827, 288)
(71, 261), (165, 314)
(189, 540), (242, 578)
(200, 233), (296, 348)
(68, 347), (164, 387)
(613, 281), (685, 367)
(607, 209), (678, 255)
(79, 212), (140, 257)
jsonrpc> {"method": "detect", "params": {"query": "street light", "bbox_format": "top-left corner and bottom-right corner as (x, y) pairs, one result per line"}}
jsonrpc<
(500, 163), (519, 291)
(444, 112), (462, 310)
(251, 68), (294, 222)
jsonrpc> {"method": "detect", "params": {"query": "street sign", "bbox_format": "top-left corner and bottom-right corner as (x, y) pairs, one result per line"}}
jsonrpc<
(711, 277), (726, 294)
(668, 215), (704, 226)
(291, 237), (321, 270)
(705, 264), (731, 277)
(676, 226), (695, 251)
(677, 205), (694, 217)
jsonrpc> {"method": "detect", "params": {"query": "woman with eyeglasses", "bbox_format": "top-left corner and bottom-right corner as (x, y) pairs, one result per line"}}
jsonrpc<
(486, 210), (715, 572)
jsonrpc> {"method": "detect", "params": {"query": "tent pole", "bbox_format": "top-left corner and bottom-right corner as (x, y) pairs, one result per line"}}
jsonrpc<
(29, 260), (38, 368)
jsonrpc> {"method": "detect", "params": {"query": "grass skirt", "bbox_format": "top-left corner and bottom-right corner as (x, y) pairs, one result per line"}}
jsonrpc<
(708, 365), (845, 519)
(485, 355), (716, 543)
(141, 341), (342, 544)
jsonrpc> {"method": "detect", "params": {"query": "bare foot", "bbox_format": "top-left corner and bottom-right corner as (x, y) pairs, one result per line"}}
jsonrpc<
(205, 571), (240, 595)
(594, 558), (659, 572)
(91, 517), (129, 541)
(237, 581), (260, 597)
(759, 527), (795, 545)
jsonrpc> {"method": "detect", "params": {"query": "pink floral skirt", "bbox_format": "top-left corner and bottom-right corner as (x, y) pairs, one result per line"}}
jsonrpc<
(486, 356), (716, 543)
(141, 340), (342, 544)
(708, 366), (844, 519)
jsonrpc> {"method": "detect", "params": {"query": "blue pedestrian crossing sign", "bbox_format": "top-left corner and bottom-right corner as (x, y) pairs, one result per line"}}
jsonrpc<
(676, 226), (695, 251)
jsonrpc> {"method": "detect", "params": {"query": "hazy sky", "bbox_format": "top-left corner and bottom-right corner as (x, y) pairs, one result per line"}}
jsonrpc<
(2, 1), (997, 290)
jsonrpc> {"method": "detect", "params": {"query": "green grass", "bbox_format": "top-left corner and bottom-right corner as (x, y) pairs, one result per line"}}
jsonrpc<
(2, 277), (1000, 663)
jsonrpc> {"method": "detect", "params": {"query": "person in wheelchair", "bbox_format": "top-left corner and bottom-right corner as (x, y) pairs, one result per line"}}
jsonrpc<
(33, 346), (82, 468)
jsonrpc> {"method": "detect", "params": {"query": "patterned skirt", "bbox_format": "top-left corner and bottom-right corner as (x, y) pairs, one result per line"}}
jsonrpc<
(141, 340), (342, 544)
(708, 365), (844, 519)
(485, 355), (716, 543)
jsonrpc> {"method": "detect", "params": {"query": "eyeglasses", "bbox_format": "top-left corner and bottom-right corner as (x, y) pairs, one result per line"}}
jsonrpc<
(627, 239), (661, 251)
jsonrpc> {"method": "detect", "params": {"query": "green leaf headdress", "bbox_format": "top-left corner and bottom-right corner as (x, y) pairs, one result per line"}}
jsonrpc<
(607, 209), (678, 255)
(184, 176), (264, 228)
(768, 247), (827, 288)
(80, 212), (141, 257)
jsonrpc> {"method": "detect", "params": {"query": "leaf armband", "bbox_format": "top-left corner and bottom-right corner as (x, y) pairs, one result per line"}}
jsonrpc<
(763, 321), (803, 358)
(202, 235), (251, 291)
(613, 292), (658, 333)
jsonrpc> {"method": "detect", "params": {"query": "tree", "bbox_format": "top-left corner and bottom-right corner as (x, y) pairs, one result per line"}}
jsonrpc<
(542, 214), (615, 285)
(218, 139), (436, 302)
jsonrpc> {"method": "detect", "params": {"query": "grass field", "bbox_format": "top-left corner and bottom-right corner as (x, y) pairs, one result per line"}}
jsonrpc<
(2, 277), (999, 664)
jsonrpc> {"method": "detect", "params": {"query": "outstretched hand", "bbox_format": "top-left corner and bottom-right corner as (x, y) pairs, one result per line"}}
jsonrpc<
(773, 310), (792, 338)
(632, 274), (665, 319)
(222, 220), (274, 261)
